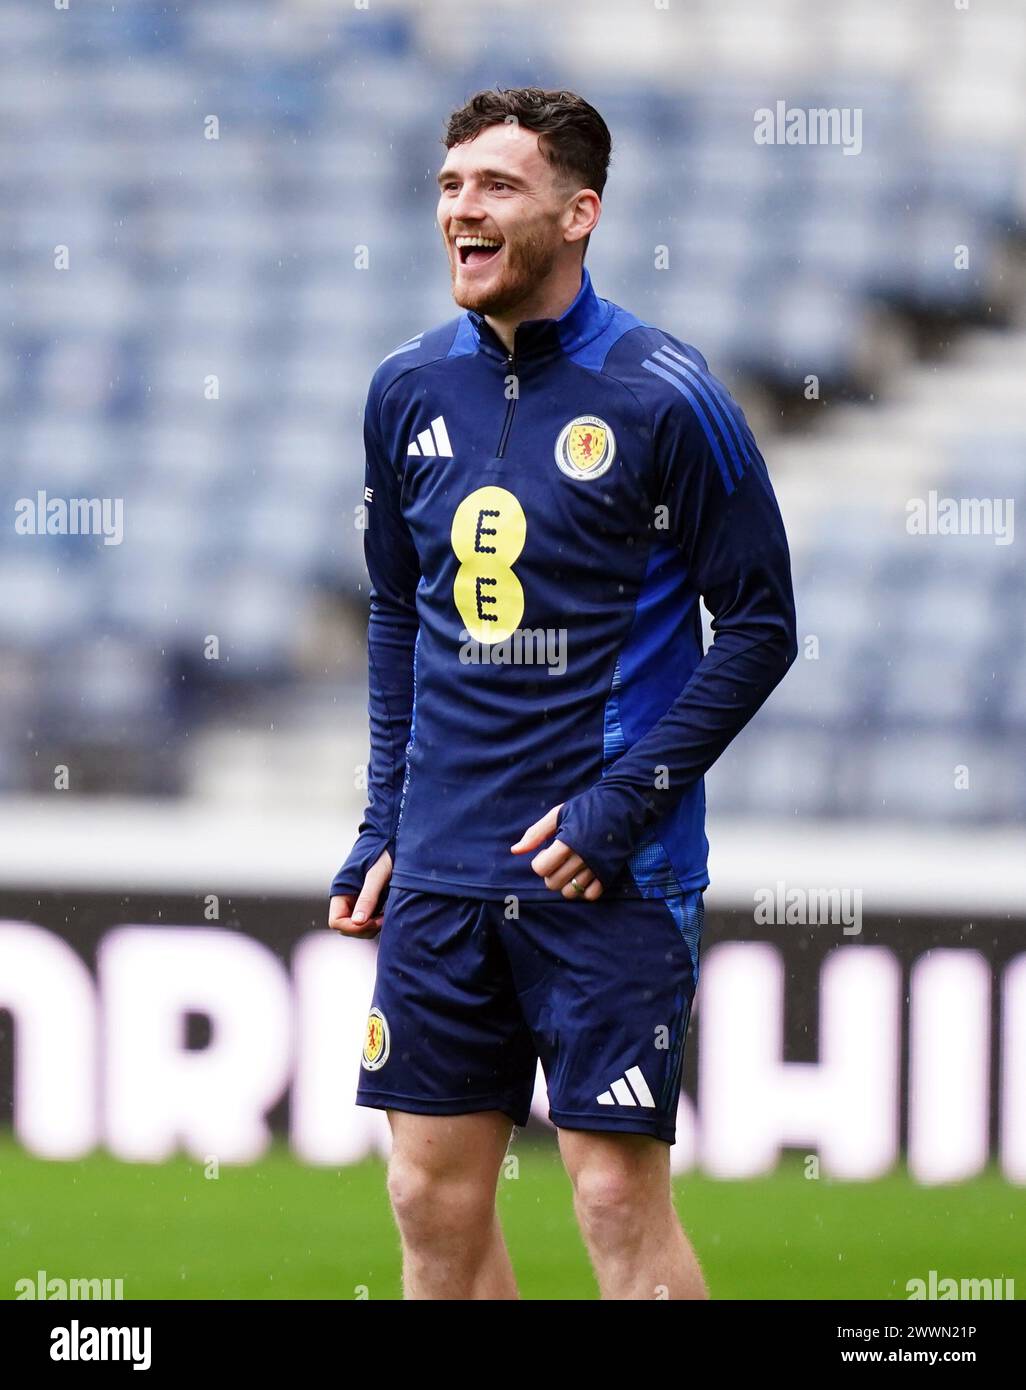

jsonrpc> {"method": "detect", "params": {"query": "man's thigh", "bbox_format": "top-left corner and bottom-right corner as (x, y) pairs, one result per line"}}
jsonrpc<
(556, 1125), (671, 1194)
(387, 1110), (516, 1187)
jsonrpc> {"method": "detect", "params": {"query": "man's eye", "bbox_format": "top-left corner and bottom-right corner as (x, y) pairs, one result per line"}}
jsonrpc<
(491, 182), (508, 191)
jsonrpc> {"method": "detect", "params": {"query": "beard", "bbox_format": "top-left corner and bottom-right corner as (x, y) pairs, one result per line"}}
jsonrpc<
(448, 222), (561, 317)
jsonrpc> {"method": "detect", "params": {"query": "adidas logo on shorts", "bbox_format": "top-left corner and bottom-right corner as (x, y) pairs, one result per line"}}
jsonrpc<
(596, 1065), (655, 1108)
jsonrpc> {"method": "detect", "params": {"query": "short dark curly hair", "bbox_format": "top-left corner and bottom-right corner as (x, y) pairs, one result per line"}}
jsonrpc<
(443, 87), (611, 255)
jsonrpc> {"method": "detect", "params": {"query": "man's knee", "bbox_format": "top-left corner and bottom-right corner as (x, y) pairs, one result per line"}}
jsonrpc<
(572, 1162), (642, 1232)
(384, 1110), (511, 1245)
(565, 1135), (670, 1240)
(387, 1157), (494, 1241)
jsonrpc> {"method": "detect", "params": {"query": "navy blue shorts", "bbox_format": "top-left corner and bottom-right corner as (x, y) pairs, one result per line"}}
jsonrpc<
(357, 885), (704, 1144)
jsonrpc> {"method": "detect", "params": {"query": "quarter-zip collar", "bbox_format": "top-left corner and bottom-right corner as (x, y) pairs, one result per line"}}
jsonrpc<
(464, 266), (613, 368)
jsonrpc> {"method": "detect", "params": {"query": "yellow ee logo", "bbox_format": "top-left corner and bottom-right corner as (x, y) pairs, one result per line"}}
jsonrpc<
(450, 486), (526, 643)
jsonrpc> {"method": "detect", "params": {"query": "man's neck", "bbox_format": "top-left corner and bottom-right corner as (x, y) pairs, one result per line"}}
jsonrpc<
(483, 262), (584, 354)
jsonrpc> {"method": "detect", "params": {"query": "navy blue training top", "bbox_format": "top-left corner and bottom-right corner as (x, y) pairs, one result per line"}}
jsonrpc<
(331, 266), (797, 903)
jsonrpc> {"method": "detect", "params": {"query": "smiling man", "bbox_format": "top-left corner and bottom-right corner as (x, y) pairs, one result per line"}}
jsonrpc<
(328, 88), (797, 1300)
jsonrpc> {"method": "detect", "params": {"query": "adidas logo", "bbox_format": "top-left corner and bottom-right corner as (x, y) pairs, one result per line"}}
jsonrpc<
(596, 1065), (655, 1109)
(407, 415), (453, 458)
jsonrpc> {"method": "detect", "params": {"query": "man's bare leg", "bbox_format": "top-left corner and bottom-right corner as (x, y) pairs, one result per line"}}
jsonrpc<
(559, 1128), (709, 1299)
(385, 1110), (518, 1299)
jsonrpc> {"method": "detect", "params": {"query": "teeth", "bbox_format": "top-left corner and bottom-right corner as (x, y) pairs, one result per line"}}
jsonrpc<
(455, 236), (502, 248)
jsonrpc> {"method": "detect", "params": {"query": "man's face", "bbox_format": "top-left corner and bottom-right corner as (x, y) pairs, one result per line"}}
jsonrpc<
(436, 123), (575, 318)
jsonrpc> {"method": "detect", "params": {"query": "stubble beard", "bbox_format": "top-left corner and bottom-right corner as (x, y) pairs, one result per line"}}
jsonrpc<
(448, 223), (561, 318)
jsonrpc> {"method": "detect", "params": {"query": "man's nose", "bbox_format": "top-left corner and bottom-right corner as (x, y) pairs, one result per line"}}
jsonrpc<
(448, 183), (484, 223)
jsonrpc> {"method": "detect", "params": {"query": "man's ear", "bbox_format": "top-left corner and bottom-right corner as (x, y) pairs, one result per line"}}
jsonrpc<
(563, 188), (600, 246)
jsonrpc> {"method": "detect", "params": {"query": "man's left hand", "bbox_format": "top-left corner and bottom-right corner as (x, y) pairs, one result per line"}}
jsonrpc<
(510, 803), (604, 901)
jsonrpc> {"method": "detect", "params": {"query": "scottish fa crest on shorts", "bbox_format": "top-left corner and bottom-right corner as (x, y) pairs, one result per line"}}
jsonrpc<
(362, 1006), (390, 1071)
(555, 415), (616, 480)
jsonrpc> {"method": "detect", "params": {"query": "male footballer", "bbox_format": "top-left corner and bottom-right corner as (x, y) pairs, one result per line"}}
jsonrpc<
(328, 87), (797, 1300)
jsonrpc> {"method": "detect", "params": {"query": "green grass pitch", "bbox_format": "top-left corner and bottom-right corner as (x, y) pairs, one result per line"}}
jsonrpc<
(1, 1133), (1022, 1300)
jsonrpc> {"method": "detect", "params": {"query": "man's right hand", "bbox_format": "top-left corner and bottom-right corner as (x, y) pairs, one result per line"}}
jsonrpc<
(327, 849), (393, 939)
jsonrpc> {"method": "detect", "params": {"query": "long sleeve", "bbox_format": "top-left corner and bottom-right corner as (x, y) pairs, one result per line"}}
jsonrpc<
(554, 362), (798, 888)
(329, 377), (421, 901)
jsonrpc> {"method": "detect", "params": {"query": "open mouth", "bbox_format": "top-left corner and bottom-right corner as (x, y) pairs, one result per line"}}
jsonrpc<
(455, 235), (503, 267)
